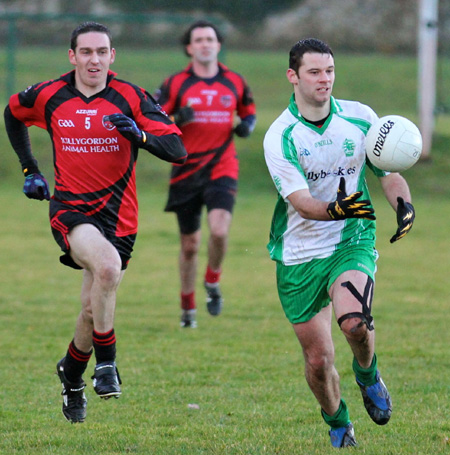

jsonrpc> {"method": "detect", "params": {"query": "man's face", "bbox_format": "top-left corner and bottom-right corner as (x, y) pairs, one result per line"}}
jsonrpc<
(186, 27), (221, 64)
(287, 52), (335, 108)
(69, 31), (115, 95)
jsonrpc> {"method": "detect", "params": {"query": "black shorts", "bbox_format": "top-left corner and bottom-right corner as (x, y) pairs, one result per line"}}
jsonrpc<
(50, 200), (136, 270)
(167, 179), (237, 235)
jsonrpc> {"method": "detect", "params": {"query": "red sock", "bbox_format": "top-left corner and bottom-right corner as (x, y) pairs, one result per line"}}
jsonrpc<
(205, 265), (221, 284)
(181, 291), (196, 310)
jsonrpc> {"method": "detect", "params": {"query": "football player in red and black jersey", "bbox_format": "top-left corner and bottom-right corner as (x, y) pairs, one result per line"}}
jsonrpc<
(4, 22), (186, 423)
(155, 20), (256, 328)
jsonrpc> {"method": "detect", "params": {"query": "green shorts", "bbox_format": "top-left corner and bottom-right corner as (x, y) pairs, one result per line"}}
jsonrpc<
(276, 246), (378, 324)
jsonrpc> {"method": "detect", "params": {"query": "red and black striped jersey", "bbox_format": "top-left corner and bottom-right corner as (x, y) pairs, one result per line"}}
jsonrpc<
(9, 70), (183, 236)
(156, 63), (256, 190)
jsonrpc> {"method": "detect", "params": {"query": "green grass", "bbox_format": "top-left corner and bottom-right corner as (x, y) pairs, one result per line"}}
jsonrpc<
(0, 47), (450, 454)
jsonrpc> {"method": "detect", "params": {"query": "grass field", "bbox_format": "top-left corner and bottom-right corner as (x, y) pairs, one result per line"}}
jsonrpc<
(0, 47), (449, 454)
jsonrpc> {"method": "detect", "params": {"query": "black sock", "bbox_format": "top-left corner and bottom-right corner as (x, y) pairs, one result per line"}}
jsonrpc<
(92, 329), (116, 364)
(63, 340), (92, 383)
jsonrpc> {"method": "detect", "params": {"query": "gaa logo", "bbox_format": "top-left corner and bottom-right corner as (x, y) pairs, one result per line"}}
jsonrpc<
(187, 97), (202, 105)
(102, 115), (116, 131)
(58, 119), (75, 127)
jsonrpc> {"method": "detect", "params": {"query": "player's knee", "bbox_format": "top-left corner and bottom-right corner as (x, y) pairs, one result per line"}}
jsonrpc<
(182, 241), (200, 259)
(210, 223), (229, 240)
(304, 351), (335, 379)
(181, 233), (201, 259)
(96, 261), (122, 289)
(340, 316), (369, 341)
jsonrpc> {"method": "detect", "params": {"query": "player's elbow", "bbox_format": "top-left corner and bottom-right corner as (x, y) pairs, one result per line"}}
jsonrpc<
(145, 134), (187, 164)
(288, 189), (320, 220)
(292, 202), (320, 220)
(165, 135), (187, 164)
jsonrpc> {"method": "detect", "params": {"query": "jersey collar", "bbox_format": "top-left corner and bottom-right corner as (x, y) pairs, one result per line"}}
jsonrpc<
(186, 62), (228, 80)
(60, 69), (117, 87)
(288, 93), (340, 120)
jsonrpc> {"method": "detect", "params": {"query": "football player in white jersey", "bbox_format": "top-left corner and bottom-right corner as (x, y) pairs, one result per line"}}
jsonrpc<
(264, 38), (415, 448)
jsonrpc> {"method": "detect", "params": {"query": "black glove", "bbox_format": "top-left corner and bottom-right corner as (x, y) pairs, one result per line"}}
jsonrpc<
(173, 106), (194, 126)
(106, 113), (144, 145)
(234, 122), (251, 138)
(390, 197), (415, 243)
(327, 177), (375, 220)
(23, 173), (50, 201)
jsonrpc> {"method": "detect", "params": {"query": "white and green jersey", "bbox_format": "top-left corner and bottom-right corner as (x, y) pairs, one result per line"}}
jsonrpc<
(264, 95), (388, 265)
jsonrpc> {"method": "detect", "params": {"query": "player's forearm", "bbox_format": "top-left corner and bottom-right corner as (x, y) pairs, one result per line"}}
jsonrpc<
(241, 114), (256, 132)
(4, 105), (40, 175)
(380, 173), (412, 211)
(141, 132), (187, 164)
(287, 189), (330, 220)
(234, 115), (256, 138)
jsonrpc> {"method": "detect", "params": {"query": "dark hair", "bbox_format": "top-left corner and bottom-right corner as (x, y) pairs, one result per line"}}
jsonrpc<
(70, 22), (112, 51)
(181, 20), (223, 57)
(289, 38), (334, 73)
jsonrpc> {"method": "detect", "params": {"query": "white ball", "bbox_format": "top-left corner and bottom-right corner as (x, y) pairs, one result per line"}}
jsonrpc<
(365, 115), (422, 172)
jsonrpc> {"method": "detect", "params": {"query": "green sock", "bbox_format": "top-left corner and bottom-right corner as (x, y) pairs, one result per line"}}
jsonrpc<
(321, 398), (350, 430)
(353, 352), (378, 386)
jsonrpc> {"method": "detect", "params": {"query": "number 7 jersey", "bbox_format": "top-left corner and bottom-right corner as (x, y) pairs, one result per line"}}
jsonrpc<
(156, 63), (256, 202)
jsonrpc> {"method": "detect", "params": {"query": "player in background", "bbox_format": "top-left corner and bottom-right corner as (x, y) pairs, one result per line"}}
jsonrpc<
(155, 20), (256, 328)
(4, 21), (186, 423)
(263, 38), (415, 448)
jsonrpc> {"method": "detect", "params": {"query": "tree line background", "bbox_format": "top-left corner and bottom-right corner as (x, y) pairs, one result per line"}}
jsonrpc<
(0, 0), (449, 54)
